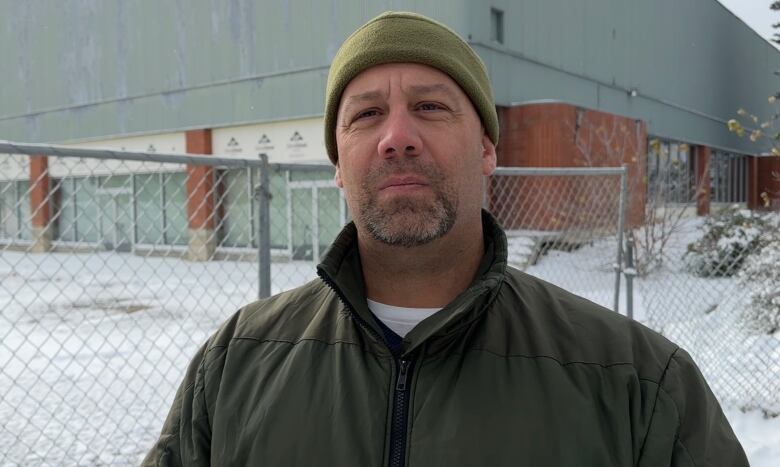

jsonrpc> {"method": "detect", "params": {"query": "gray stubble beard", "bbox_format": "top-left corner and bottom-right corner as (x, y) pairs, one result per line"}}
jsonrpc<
(357, 162), (458, 248)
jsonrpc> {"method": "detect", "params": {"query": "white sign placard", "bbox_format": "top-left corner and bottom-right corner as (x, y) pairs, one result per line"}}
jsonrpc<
(212, 117), (327, 162)
(50, 132), (187, 177)
(1, 118), (329, 183)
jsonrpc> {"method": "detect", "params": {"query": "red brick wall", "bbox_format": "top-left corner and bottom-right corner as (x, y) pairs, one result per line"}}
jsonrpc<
(748, 156), (780, 210)
(492, 103), (647, 230)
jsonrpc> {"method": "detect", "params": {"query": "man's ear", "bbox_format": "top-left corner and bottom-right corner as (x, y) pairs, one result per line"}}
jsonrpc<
(334, 164), (344, 188)
(481, 133), (497, 176)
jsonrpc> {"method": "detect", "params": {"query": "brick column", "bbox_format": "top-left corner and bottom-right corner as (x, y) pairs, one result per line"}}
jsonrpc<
(754, 156), (780, 210)
(185, 129), (216, 261)
(29, 155), (52, 252)
(693, 145), (711, 216)
(747, 156), (760, 210)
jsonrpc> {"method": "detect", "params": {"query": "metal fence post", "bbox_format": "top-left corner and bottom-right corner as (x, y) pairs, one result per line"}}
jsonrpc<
(255, 154), (272, 299)
(612, 164), (628, 313)
(624, 230), (636, 320)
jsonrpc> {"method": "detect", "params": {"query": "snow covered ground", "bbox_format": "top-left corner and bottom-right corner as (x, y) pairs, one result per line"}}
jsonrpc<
(1, 223), (779, 465)
(0, 250), (316, 465)
(725, 408), (780, 466)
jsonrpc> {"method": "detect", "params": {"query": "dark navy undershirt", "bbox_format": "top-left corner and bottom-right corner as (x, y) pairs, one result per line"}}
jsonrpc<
(371, 312), (404, 356)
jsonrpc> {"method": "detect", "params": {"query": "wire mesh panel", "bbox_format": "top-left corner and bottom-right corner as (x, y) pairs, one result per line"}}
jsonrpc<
(637, 206), (780, 412)
(0, 147), (631, 464)
(0, 152), (263, 464)
(488, 167), (627, 312)
(0, 143), (345, 465)
(267, 164), (344, 291)
(35, 140), (780, 464)
(7, 143), (776, 462)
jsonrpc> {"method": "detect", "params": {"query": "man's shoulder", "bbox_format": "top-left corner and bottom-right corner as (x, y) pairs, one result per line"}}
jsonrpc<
(203, 278), (347, 353)
(486, 266), (678, 383)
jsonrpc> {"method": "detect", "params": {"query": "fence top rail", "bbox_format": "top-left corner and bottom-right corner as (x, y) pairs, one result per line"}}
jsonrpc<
(0, 140), (269, 168)
(273, 162), (334, 172)
(0, 141), (341, 173)
(1, 140), (339, 172)
(2, 140), (625, 176)
(492, 166), (627, 176)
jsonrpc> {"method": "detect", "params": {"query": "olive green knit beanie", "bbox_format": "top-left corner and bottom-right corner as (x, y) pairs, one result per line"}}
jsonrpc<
(324, 11), (499, 164)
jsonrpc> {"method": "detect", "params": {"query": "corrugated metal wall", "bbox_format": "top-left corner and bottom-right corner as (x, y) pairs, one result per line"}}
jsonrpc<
(0, 0), (469, 144)
(0, 0), (776, 155)
(470, 0), (780, 153)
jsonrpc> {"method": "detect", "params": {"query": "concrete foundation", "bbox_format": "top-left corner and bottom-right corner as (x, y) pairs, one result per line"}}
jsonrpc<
(30, 226), (52, 253)
(187, 228), (216, 261)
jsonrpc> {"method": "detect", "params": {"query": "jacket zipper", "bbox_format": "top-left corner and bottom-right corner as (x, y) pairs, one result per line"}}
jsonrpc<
(317, 269), (416, 467)
(389, 358), (414, 467)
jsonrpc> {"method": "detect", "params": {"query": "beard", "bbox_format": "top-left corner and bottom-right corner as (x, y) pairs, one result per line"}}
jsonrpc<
(355, 159), (458, 248)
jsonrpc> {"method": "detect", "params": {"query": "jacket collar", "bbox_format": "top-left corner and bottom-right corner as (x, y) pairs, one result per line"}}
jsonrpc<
(316, 210), (507, 357)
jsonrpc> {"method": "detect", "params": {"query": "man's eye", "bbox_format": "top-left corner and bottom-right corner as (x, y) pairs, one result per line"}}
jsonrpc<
(418, 102), (444, 111)
(355, 109), (380, 120)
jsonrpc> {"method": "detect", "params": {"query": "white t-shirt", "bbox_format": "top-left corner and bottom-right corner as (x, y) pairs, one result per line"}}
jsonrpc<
(367, 299), (441, 338)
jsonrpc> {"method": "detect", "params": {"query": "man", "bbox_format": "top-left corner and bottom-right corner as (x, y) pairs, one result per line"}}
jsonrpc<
(144, 11), (748, 466)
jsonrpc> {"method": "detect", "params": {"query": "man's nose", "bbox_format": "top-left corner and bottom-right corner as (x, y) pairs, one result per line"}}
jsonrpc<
(377, 110), (423, 158)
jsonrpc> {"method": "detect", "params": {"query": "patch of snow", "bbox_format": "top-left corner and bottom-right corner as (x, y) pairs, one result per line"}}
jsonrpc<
(525, 235), (619, 311)
(724, 409), (780, 467)
(0, 250), (315, 465)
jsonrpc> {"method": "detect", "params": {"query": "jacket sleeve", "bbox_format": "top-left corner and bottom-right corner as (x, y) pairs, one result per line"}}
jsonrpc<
(636, 347), (749, 467)
(140, 340), (215, 467)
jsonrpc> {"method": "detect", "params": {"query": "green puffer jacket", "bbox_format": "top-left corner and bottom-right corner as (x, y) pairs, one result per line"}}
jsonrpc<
(144, 213), (748, 467)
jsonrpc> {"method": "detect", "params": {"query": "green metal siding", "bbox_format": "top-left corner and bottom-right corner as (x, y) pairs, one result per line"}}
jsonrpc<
(0, 0), (777, 155)
(470, 0), (780, 153)
(0, 0), (469, 143)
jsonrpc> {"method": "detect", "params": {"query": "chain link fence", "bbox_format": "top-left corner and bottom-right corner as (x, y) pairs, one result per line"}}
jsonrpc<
(635, 142), (780, 414)
(5, 139), (775, 464)
(489, 167), (628, 312)
(0, 143), (345, 465)
(636, 205), (780, 413)
(0, 142), (630, 464)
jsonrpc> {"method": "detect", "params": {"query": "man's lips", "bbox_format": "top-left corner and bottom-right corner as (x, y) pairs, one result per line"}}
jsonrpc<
(378, 175), (430, 191)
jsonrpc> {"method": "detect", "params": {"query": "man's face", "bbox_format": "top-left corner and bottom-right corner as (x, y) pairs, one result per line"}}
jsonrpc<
(334, 63), (496, 247)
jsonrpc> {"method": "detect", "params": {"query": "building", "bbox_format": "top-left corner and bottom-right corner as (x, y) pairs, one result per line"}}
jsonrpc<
(1, 0), (779, 259)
